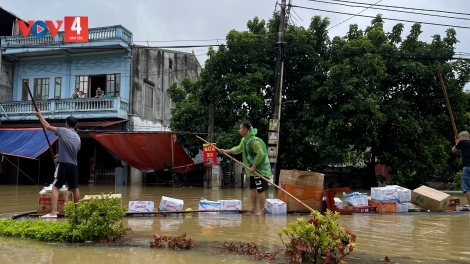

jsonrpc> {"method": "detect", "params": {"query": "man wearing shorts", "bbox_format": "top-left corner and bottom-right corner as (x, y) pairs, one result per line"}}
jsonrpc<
(219, 121), (272, 215)
(452, 131), (470, 210)
(36, 111), (81, 218)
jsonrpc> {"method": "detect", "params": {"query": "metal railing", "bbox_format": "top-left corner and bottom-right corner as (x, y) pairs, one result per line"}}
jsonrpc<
(1, 25), (133, 47)
(0, 97), (129, 119)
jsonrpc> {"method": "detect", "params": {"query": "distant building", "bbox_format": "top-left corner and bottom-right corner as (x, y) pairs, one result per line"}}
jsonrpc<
(0, 7), (201, 185)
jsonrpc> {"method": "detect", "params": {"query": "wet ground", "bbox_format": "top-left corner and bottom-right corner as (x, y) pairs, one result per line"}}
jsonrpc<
(0, 184), (469, 263)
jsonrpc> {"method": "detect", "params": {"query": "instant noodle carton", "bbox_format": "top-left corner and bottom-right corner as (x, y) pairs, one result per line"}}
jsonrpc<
(158, 196), (184, 212)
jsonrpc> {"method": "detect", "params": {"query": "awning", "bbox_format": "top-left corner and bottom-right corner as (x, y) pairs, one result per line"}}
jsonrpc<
(89, 132), (198, 173)
(0, 128), (57, 159)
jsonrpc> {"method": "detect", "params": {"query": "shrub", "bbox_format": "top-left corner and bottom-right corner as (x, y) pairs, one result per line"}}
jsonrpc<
(278, 210), (356, 264)
(64, 193), (130, 242)
(0, 193), (130, 243)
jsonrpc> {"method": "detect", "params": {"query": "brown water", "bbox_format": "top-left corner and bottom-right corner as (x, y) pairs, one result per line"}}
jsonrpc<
(0, 185), (469, 264)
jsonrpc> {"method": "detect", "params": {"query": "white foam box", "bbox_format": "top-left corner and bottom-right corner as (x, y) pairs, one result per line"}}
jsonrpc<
(371, 187), (398, 202)
(198, 200), (221, 214)
(396, 202), (410, 213)
(323, 197), (343, 209)
(343, 193), (368, 207)
(158, 196), (184, 212)
(265, 199), (287, 214)
(219, 200), (242, 214)
(128, 201), (155, 212)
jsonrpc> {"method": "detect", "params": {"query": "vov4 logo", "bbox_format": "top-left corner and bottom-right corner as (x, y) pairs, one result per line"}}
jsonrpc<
(16, 16), (89, 43)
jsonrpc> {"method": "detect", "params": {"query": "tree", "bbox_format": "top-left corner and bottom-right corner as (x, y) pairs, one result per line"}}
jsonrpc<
(168, 13), (470, 188)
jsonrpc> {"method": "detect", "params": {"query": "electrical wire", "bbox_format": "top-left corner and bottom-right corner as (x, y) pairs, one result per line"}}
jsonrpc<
(326, 0), (383, 30)
(291, 4), (470, 29)
(307, 0), (470, 17)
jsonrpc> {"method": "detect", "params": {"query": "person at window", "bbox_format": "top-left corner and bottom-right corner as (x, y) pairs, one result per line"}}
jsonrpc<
(78, 91), (86, 98)
(95, 87), (104, 98)
(71, 89), (79, 99)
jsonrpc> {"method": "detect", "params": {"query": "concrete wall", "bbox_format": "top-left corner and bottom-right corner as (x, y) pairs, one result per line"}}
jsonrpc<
(0, 56), (14, 103)
(11, 52), (131, 101)
(130, 48), (201, 129)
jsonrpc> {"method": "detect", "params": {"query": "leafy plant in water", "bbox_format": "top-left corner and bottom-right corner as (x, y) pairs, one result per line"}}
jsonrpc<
(278, 210), (356, 263)
(0, 193), (130, 243)
(64, 193), (131, 242)
(222, 241), (278, 261)
(150, 231), (194, 250)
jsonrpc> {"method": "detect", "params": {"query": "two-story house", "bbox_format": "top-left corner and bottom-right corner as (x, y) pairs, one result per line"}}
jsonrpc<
(0, 8), (202, 186)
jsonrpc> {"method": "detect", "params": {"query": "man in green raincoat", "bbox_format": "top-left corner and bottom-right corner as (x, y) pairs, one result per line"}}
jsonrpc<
(219, 121), (273, 215)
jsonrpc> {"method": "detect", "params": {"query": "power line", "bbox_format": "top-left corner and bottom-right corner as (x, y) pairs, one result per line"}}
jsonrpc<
(311, 0), (470, 17)
(291, 4), (470, 29)
(327, 0), (383, 30)
(307, 0), (470, 23)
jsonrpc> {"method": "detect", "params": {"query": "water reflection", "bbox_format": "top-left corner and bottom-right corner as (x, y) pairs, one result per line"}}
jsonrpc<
(0, 185), (470, 263)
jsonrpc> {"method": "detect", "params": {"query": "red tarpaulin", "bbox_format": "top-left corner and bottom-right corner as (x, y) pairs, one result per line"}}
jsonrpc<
(89, 132), (198, 173)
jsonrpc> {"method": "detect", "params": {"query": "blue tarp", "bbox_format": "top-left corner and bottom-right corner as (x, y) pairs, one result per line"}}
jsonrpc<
(0, 129), (58, 159)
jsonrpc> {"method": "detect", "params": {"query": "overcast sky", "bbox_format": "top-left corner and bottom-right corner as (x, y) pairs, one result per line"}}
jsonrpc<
(2, 0), (470, 66)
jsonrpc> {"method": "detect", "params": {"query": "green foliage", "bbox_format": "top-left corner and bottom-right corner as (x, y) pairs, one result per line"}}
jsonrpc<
(168, 12), (470, 187)
(0, 218), (70, 242)
(278, 210), (356, 263)
(64, 193), (130, 242)
(454, 171), (462, 190)
(0, 194), (130, 243)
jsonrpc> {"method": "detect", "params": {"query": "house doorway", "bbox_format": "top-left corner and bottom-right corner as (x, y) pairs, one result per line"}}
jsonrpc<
(89, 75), (106, 98)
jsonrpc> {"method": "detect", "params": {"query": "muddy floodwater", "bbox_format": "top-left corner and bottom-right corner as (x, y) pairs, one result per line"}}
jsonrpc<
(0, 184), (469, 263)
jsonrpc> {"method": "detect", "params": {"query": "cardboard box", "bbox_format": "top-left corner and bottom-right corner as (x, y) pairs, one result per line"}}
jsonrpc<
(198, 200), (221, 213)
(396, 202), (409, 213)
(219, 200), (242, 214)
(279, 170), (324, 188)
(82, 194), (122, 206)
(38, 190), (73, 214)
(158, 196), (184, 212)
(265, 199), (287, 214)
(128, 201), (154, 212)
(368, 199), (396, 213)
(371, 187), (398, 202)
(343, 192), (368, 207)
(411, 186), (450, 212)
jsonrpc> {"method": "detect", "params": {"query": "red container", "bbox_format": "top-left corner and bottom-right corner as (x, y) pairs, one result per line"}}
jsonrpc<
(449, 198), (460, 206)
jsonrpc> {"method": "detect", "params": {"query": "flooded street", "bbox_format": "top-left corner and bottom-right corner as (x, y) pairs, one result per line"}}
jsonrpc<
(0, 185), (470, 263)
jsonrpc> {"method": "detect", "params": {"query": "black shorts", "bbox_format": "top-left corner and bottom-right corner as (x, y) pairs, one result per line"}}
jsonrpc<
(249, 176), (269, 193)
(53, 162), (79, 189)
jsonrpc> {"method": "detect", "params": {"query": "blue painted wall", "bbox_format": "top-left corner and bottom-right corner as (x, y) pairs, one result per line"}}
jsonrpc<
(14, 52), (131, 101)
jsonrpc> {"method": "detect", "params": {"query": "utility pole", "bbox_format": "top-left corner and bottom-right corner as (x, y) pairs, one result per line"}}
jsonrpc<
(268, 0), (288, 184)
(206, 103), (215, 188)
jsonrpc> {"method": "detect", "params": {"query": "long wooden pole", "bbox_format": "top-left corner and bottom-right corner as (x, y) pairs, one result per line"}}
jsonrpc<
(437, 69), (459, 139)
(24, 80), (55, 164)
(195, 135), (315, 212)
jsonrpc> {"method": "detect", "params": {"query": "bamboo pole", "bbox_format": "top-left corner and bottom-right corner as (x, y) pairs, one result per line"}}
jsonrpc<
(24, 80), (56, 164)
(437, 69), (459, 139)
(437, 69), (461, 157)
(195, 135), (315, 212)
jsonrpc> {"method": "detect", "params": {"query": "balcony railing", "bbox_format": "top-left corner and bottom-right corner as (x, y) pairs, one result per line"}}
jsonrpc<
(0, 97), (129, 121)
(1, 25), (133, 47)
